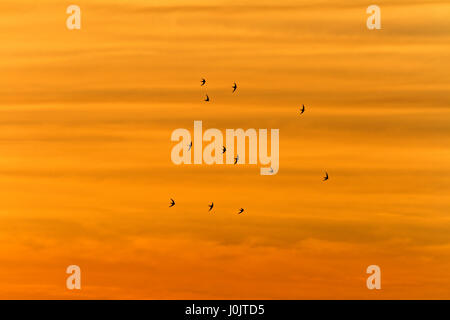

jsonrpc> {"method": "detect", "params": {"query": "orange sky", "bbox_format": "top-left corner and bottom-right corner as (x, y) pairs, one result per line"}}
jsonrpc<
(0, 0), (449, 299)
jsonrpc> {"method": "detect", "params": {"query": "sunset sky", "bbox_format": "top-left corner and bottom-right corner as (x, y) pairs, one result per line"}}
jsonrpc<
(0, 0), (449, 299)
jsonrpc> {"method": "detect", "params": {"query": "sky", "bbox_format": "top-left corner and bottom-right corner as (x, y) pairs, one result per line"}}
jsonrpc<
(0, 0), (449, 299)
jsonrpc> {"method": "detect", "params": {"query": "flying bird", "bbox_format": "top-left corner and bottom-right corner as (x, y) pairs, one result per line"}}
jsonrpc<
(222, 146), (226, 154)
(188, 141), (192, 151)
(234, 155), (239, 165)
(300, 104), (305, 114)
(201, 78), (206, 86)
(232, 82), (237, 93)
(169, 198), (175, 207)
(208, 202), (214, 212)
(323, 172), (329, 181)
(238, 208), (244, 214)
(204, 94), (210, 102)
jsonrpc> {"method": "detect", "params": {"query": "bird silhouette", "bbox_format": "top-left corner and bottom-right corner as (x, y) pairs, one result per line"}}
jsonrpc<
(323, 172), (329, 181)
(232, 82), (237, 93)
(208, 202), (214, 212)
(169, 198), (175, 207)
(300, 104), (305, 114)
(188, 141), (192, 151)
(222, 146), (226, 154)
(201, 78), (206, 86)
(234, 155), (239, 165)
(204, 94), (210, 102)
(238, 208), (244, 214)
(269, 167), (274, 174)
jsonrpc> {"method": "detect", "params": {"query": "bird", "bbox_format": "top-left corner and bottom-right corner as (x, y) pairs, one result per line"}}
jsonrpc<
(222, 146), (226, 154)
(204, 94), (210, 102)
(234, 155), (239, 165)
(201, 78), (206, 86)
(269, 167), (274, 174)
(238, 208), (244, 214)
(169, 198), (175, 207)
(323, 172), (329, 181)
(300, 104), (305, 114)
(232, 82), (237, 93)
(188, 141), (192, 151)
(208, 202), (214, 212)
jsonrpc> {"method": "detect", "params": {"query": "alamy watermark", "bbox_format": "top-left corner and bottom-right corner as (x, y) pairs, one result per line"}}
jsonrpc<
(66, 265), (81, 290)
(366, 5), (381, 30)
(366, 265), (381, 290)
(171, 121), (279, 175)
(66, 5), (81, 30)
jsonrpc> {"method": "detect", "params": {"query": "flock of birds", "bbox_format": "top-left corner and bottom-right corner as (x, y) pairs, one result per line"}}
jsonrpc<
(169, 78), (329, 214)
(202, 78), (239, 165)
(169, 198), (243, 214)
(201, 78), (238, 103)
